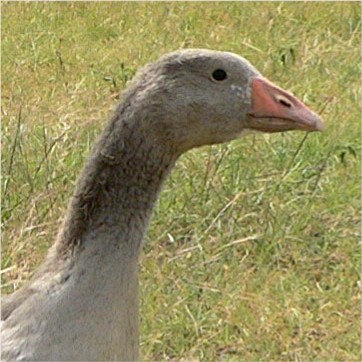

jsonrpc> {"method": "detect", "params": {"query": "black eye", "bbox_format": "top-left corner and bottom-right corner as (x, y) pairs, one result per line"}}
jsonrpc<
(212, 69), (227, 81)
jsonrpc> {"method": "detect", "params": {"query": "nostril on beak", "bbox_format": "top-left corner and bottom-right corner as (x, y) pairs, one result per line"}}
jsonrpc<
(276, 95), (292, 108)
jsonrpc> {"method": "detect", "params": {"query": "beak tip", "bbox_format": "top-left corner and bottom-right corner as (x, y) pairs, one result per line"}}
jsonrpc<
(311, 115), (325, 132)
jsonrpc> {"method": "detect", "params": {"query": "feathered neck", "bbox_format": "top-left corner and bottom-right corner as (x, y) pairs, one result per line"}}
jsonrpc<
(53, 98), (179, 260)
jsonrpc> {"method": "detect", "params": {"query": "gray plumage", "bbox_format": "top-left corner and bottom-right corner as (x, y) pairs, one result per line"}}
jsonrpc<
(1, 49), (323, 361)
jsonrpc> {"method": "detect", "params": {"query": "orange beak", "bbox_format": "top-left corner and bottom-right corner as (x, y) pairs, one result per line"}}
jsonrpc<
(247, 77), (324, 133)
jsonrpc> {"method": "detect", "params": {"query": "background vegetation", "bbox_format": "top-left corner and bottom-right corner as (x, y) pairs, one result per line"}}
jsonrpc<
(2, 2), (360, 361)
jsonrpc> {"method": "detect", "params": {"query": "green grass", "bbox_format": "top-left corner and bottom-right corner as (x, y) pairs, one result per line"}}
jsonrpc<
(2, 2), (360, 361)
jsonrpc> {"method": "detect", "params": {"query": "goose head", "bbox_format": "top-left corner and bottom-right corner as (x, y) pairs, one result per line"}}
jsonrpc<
(127, 49), (324, 153)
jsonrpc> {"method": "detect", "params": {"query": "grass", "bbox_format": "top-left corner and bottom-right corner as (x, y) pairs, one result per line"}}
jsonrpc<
(1, 2), (360, 361)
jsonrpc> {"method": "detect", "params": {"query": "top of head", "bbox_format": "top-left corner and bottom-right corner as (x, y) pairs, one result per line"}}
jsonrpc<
(158, 48), (260, 78)
(134, 49), (261, 99)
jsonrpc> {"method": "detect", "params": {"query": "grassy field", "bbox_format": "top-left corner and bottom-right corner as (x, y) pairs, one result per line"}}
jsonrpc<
(2, 2), (360, 361)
